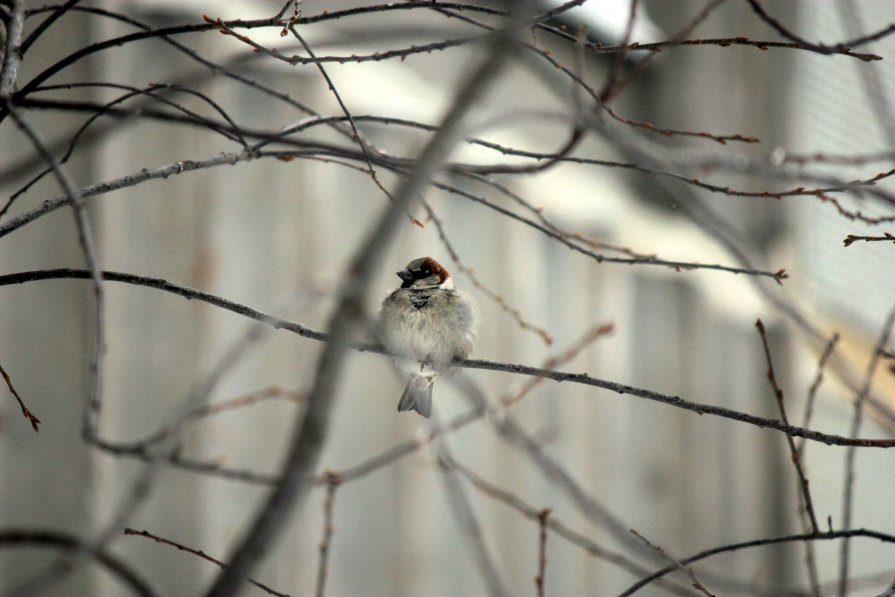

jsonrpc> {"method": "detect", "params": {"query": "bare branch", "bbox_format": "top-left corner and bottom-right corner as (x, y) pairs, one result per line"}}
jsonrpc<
(0, 0), (25, 99)
(203, 10), (522, 594)
(2, 269), (894, 450)
(4, 106), (105, 442)
(620, 529), (895, 596)
(838, 306), (895, 596)
(434, 432), (510, 597)
(425, 202), (554, 344)
(745, 0), (883, 61)
(535, 508), (550, 597)
(124, 528), (288, 597)
(452, 459), (696, 596)
(0, 529), (154, 597)
(755, 319), (819, 534)
(0, 360), (39, 432)
(314, 473), (340, 597)
(630, 528), (714, 597)
(844, 232), (895, 246)
(796, 331), (840, 597)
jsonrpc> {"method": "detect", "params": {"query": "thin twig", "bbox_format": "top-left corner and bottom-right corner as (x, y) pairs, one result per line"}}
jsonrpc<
(602, 0), (731, 104)
(745, 0), (881, 61)
(451, 376), (652, 562)
(844, 232), (895, 246)
(630, 528), (714, 597)
(799, 333), (841, 454)
(287, 25), (420, 226)
(501, 322), (614, 407)
(124, 528), (289, 597)
(425, 202), (554, 344)
(430, 178), (788, 283)
(0, 361), (40, 432)
(796, 331), (839, 597)
(5, 106), (106, 440)
(755, 319), (819, 534)
(838, 306), (895, 597)
(535, 508), (550, 597)
(619, 528), (895, 596)
(314, 472), (340, 597)
(434, 430), (510, 597)
(597, 0), (638, 102)
(451, 459), (694, 595)
(139, 387), (304, 449)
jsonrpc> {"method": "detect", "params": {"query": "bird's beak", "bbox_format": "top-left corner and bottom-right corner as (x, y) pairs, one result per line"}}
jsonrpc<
(397, 269), (413, 288)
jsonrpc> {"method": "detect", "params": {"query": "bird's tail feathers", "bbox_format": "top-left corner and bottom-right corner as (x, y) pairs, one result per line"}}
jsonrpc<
(398, 375), (434, 418)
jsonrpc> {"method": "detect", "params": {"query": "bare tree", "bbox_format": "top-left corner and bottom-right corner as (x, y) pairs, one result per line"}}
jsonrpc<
(0, 1), (894, 595)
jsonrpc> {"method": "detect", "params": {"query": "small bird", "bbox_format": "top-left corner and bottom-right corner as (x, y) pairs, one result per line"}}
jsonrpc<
(377, 257), (478, 418)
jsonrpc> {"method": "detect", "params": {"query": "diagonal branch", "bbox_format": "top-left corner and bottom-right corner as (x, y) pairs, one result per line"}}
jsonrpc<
(755, 319), (819, 534)
(0, 360), (40, 432)
(838, 306), (895, 596)
(203, 15), (522, 596)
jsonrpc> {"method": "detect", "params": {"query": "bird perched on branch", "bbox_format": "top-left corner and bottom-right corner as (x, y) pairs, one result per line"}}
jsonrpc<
(377, 257), (478, 418)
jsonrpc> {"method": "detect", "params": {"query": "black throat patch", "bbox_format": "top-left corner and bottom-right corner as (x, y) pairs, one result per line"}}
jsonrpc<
(408, 288), (437, 309)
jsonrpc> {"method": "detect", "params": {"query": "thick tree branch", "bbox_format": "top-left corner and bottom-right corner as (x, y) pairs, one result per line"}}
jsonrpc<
(203, 14), (521, 595)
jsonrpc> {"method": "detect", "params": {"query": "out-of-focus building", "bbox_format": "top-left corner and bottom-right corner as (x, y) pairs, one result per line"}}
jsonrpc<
(0, 1), (893, 595)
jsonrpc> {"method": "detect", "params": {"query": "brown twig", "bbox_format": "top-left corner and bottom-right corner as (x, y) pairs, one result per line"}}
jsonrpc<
(502, 322), (614, 407)
(431, 179), (789, 283)
(451, 460), (695, 596)
(799, 333), (841, 454)
(604, 106), (759, 144)
(601, 0), (731, 105)
(598, 0), (639, 103)
(755, 319), (819, 534)
(839, 306), (895, 596)
(314, 471), (341, 597)
(425, 202), (554, 345)
(206, 15), (476, 67)
(797, 331), (840, 597)
(843, 232), (895, 246)
(745, 0), (882, 61)
(140, 386), (304, 448)
(0, 361), (40, 432)
(630, 528), (714, 597)
(124, 528), (289, 597)
(286, 25), (422, 227)
(535, 508), (550, 597)
(620, 529), (895, 596)
(275, 0), (301, 31)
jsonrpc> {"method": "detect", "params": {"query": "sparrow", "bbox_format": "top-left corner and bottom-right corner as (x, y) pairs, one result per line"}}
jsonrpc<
(377, 257), (478, 418)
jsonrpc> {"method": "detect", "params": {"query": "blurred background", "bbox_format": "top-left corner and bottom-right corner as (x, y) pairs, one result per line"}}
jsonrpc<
(0, 0), (894, 595)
